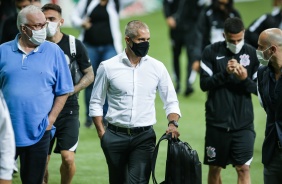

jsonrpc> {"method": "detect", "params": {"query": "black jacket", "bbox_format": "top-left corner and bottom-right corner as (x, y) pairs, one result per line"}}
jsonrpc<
(200, 41), (259, 131)
(163, 0), (205, 32)
(245, 9), (282, 48)
(257, 65), (282, 165)
(191, 5), (241, 62)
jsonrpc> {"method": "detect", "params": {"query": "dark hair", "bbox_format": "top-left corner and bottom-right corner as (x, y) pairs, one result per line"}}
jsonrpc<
(224, 17), (244, 34)
(41, 3), (61, 15)
(212, 0), (234, 11)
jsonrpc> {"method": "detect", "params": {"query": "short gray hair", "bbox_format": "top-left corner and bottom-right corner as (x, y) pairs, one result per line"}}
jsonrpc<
(17, 5), (42, 31)
(125, 20), (149, 39)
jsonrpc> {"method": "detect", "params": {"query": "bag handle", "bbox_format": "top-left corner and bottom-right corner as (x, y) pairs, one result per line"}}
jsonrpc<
(151, 133), (172, 184)
(69, 35), (76, 59)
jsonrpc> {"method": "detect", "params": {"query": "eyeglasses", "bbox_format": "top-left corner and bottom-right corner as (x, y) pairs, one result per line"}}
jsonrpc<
(24, 22), (48, 31)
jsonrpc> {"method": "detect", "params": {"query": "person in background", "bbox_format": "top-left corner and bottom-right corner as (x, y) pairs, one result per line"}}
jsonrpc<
(191, 0), (241, 73)
(0, 0), (32, 44)
(0, 91), (15, 184)
(31, 0), (41, 7)
(42, 3), (94, 184)
(89, 20), (181, 184)
(162, 0), (206, 96)
(71, 0), (122, 128)
(257, 28), (282, 184)
(0, 5), (74, 184)
(200, 17), (259, 184)
(0, 0), (16, 42)
(245, 0), (282, 49)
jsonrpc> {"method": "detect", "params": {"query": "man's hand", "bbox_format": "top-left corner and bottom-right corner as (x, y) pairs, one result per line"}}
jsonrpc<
(192, 60), (200, 73)
(166, 16), (176, 29)
(166, 124), (180, 139)
(46, 116), (56, 130)
(82, 17), (92, 30)
(226, 58), (238, 74)
(93, 117), (105, 139)
(233, 64), (248, 80)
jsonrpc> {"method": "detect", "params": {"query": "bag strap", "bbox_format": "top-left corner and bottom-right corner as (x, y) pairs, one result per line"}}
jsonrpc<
(69, 35), (76, 59)
(151, 133), (171, 184)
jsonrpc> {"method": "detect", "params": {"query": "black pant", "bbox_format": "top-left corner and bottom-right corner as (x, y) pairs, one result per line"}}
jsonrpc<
(264, 147), (282, 184)
(16, 130), (51, 184)
(101, 127), (156, 184)
(170, 28), (194, 88)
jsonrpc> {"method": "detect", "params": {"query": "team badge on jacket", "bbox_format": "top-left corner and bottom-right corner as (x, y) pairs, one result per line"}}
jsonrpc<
(239, 54), (250, 67)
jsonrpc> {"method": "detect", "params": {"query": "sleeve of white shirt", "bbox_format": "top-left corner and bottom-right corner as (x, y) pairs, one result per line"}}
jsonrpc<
(0, 95), (15, 180)
(89, 63), (108, 117)
(70, 0), (88, 28)
(158, 63), (181, 117)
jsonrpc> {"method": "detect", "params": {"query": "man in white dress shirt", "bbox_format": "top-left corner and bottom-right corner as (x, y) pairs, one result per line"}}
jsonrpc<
(89, 20), (181, 184)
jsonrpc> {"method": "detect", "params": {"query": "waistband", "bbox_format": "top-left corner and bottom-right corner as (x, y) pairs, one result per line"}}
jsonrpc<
(107, 123), (152, 135)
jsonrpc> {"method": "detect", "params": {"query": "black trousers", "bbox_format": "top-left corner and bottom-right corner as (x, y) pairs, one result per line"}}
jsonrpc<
(101, 127), (156, 184)
(264, 147), (282, 184)
(170, 28), (195, 88)
(16, 130), (51, 184)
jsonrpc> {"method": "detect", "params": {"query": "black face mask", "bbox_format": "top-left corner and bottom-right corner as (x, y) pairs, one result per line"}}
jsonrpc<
(130, 40), (149, 57)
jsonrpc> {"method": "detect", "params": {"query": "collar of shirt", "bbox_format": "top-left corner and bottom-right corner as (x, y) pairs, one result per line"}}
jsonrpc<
(13, 34), (42, 54)
(121, 51), (148, 67)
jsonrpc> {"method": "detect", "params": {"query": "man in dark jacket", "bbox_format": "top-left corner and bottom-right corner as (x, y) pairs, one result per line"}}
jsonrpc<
(257, 28), (282, 184)
(162, 0), (205, 96)
(245, 0), (282, 49)
(191, 0), (241, 74)
(200, 17), (259, 184)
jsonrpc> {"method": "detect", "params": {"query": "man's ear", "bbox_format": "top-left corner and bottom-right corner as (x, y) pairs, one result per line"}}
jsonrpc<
(21, 25), (27, 34)
(271, 45), (277, 54)
(59, 18), (64, 26)
(125, 36), (130, 44)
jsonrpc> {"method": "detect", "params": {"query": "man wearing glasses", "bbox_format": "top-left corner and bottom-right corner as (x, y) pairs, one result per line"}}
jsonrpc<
(0, 5), (74, 184)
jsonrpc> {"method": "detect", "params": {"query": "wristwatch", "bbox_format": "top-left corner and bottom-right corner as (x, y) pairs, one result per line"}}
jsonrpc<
(168, 120), (179, 128)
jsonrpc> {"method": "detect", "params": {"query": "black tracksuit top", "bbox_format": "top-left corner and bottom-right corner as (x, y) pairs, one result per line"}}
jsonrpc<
(200, 41), (259, 131)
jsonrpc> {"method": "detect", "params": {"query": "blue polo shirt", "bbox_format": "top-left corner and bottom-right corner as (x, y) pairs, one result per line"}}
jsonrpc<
(0, 34), (74, 147)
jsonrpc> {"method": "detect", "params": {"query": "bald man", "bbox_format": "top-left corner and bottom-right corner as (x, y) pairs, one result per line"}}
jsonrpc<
(257, 28), (282, 184)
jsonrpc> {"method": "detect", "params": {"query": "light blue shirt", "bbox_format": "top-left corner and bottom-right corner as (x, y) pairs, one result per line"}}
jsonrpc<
(0, 34), (74, 147)
(89, 51), (181, 128)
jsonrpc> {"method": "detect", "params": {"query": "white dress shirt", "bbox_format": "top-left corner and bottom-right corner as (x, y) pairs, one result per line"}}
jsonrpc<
(89, 51), (181, 128)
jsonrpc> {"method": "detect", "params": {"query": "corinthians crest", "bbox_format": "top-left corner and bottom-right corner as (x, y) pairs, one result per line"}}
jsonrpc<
(239, 54), (250, 67)
(206, 146), (216, 158)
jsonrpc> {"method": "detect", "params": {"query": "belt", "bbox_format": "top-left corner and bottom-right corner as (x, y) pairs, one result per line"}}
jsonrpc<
(107, 123), (152, 135)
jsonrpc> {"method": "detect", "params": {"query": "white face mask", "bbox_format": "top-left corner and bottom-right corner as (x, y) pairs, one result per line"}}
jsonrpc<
(25, 26), (46, 45)
(47, 21), (59, 37)
(226, 40), (244, 54)
(256, 47), (273, 66)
